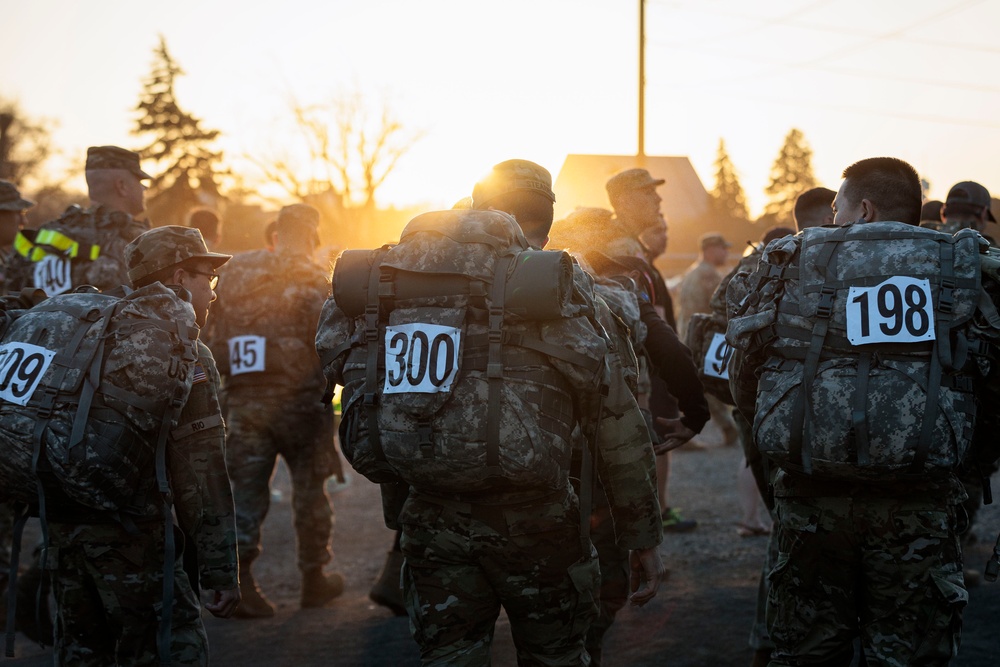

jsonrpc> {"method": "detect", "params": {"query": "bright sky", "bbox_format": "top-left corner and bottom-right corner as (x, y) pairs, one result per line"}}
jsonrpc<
(3, 0), (999, 215)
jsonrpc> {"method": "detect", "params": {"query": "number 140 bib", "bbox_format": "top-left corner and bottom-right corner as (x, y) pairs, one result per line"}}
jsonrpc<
(846, 276), (935, 345)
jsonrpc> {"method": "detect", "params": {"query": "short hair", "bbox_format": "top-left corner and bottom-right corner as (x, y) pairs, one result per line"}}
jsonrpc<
(761, 226), (795, 246)
(841, 157), (921, 225)
(484, 190), (554, 244)
(920, 200), (943, 222)
(188, 209), (221, 237)
(793, 187), (836, 231)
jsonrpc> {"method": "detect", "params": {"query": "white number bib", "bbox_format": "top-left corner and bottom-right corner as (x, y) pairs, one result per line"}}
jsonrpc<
(33, 255), (72, 296)
(228, 335), (266, 375)
(846, 277), (935, 345)
(0, 342), (56, 406)
(384, 323), (461, 394)
(703, 332), (732, 380)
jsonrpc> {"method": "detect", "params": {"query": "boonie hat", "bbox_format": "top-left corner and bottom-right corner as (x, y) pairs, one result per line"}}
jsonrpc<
(605, 169), (665, 203)
(700, 232), (731, 250)
(86, 145), (153, 181)
(472, 160), (555, 209)
(125, 225), (231, 285)
(0, 180), (34, 211)
(945, 181), (996, 222)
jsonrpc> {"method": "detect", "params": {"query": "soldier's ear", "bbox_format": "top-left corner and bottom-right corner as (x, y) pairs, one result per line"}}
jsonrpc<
(860, 199), (877, 222)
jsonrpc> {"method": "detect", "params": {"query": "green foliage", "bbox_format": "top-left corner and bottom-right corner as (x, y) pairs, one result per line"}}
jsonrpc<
(760, 128), (817, 226)
(133, 36), (224, 223)
(0, 99), (52, 187)
(709, 138), (749, 221)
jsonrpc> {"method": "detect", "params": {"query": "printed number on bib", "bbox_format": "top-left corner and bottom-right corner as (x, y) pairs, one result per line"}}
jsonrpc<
(846, 277), (935, 345)
(703, 332), (732, 380)
(33, 254), (72, 296)
(384, 323), (461, 394)
(228, 336), (266, 375)
(0, 342), (56, 406)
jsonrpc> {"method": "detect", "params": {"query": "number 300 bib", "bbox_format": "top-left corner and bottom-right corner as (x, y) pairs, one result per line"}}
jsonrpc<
(384, 323), (461, 394)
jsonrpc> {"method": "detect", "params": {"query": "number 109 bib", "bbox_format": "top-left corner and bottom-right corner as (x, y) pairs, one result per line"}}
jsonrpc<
(384, 323), (461, 394)
(846, 276), (935, 345)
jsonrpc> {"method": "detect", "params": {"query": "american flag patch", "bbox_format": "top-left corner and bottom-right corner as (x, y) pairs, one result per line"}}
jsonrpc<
(192, 365), (208, 385)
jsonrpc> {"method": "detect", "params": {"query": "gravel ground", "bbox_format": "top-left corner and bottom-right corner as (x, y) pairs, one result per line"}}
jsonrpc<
(7, 425), (1000, 666)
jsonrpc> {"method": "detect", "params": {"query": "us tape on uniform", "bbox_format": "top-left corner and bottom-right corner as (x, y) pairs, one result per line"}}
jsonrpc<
(702, 332), (732, 380)
(228, 335), (266, 375)
(383, 323), (461, 394)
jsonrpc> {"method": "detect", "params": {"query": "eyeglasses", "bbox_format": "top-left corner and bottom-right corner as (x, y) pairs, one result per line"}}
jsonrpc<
(187, 270), (219, 289)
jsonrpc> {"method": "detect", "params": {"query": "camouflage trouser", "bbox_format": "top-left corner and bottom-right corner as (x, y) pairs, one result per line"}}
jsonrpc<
(399, 489), (599, 667)
(48, 521), (207, 666)
(585, 486), (629, 667)
(749, 525), (779, 651)
(225, 399), (335, 573)
(767, 495), (967, 667)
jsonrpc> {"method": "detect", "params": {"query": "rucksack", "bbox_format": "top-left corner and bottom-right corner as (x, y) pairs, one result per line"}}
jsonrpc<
(0, 284), (199, 512)
(322, 209), (606, 494)
(727, 222), (995, 481)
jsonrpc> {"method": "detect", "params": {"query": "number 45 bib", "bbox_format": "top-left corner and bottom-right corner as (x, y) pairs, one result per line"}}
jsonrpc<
(846, 276), (935, 345)
(384, 323), (461, 394)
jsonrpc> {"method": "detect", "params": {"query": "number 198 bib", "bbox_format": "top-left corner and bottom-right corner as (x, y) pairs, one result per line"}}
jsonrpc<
(846, 276), (935, 345)
(384, 323), (461, 394)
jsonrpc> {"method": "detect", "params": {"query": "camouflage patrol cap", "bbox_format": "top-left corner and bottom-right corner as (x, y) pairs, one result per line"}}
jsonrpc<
(472, 160), (556, 209)
(86, 145), (152, 180)
(700, 232), (731, 250)
(125, 225), (231, 285)
(0, 180), (34, 211)
(275, 203), (320, 231)
(605, 169), (665, 203)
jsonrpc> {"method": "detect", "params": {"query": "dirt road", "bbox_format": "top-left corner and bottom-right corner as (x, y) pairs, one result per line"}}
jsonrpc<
(8, 442), (1000, 666)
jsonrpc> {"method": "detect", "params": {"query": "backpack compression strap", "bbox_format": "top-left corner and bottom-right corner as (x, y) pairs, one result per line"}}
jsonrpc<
(485, 256), (514, 474)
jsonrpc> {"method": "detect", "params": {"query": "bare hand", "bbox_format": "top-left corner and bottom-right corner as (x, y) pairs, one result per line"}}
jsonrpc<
(205, 587), (241, 618)
(629, 547), (666, 607)
(653, 417), (697, 454)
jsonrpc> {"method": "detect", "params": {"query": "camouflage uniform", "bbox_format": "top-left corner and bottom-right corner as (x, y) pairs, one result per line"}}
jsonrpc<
(205, 242), (336, 576)
(727, 224), (978, 666)
(6, 204), (150, 294)
(318, 204), (662, 666)
(50, 341), (237, 666)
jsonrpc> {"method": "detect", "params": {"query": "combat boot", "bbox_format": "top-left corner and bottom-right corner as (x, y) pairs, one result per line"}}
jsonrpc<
(368, 549), (406, 616)
(234, 569), (275, 619)
(300, 569), (344, 608)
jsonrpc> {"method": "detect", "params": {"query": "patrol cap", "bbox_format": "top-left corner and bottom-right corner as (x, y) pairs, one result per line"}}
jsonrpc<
(700, 232), (731, 250)
(0, 180), (34, 211)
(945, 181), (996, 222)
(125, 225), (231, 285)
(472, 160), (555, 209)
(605, 168), (665, 203)
(275, 203), (320, 231)
(86, 145), (152, 180)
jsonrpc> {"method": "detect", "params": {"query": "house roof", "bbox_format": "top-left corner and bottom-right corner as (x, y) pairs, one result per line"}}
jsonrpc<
(553, 154), (709, 222)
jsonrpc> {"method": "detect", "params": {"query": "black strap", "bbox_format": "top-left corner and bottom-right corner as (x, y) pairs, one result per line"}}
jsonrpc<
(4, 504), (29, 657)
(936, 242), (957, 372)
(485, 256), (514, 473)
(363, 248), (391, 467)
(69, 302), (120, 448)
(850, 352), (873, 466)
(501, 333), (603, 374)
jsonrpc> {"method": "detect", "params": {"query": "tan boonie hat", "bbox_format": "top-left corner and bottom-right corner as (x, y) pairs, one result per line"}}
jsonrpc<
(86, 145), (153, 180)
(275, 203), (320, 230)
(125, 225), (231, 285)
(0, 180), (34, 211)
(605, 168), (665, 203)
(700, 232), (731, 250)
(472, 159), (556, 209)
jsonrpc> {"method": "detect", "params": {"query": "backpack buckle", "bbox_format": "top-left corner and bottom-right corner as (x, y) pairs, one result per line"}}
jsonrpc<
(417, 421), (434, 459)
(817, 288), (836, 319)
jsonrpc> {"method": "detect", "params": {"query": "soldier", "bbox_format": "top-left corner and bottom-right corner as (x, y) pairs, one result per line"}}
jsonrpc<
(940, 181), (996, 242)
(728, 157), (985, 665)
(318, 159), (665, 665)
(48, 225), (239, 665)
(792, 186), (836, 231)
(7, 145), (150, 294)
(187, 208), (222, 249)
(204, 203), (343, 618)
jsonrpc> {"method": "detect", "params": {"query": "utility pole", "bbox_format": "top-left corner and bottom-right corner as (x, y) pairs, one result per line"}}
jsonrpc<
(638, 0), (646, 165)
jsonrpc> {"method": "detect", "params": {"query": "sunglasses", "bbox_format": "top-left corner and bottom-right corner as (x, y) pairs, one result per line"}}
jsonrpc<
(187, 269), (220, 289)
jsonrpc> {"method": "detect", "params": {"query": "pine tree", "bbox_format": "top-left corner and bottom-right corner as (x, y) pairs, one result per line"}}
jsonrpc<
(133, 36), (223, 224)
(760, 128), (817, 226)
(709, 138), (749, 221)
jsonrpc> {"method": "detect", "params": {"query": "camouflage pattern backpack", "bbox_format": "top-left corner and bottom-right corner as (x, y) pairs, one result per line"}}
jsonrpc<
(727, 222), (995, 481)
(320, 209), (607, 493)
(0, 284), (199, 513)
